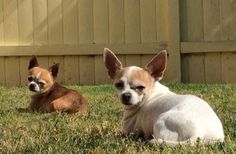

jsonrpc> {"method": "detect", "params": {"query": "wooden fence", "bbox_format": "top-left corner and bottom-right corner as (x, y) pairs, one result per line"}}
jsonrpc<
(0, 0), (235, 86)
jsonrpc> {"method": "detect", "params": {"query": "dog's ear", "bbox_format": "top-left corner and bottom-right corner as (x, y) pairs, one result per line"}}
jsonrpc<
(103, 48), (122, 79)
(28, 56), (39, 70)
(145, 50), (167, 81)
(48, 63), (59, 79)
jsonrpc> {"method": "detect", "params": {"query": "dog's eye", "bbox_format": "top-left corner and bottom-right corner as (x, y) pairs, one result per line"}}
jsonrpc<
(135, 85), (145, 91)
(28, 77), (33, 82)
(38, 82), (45, 86)
(115, 81), (124, 89)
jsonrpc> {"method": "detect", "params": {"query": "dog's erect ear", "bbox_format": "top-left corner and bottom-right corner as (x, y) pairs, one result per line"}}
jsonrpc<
(103, 48), (122, 79)
(28, 56), (39, 70)
(145, 50), (167, 81)
(48, 63), (59, 79)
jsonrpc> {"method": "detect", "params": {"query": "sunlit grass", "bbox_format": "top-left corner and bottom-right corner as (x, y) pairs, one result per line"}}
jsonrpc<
(0, 83), (235, 153)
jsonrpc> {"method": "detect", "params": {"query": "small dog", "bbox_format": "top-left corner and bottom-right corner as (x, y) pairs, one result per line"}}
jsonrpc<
(104, 48), (224, 146)
(17, 56), (88, 113)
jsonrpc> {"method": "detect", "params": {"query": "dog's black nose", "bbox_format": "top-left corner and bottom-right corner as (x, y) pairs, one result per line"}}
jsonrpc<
(122, 92), (132, 105)
(29, 84), (36, 92)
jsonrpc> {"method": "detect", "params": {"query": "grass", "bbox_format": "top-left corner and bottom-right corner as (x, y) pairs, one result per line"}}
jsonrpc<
(0, 83), (235, 153)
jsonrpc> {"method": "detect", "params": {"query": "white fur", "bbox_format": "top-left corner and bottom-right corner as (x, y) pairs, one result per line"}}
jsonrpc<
(122, 81), (224, 146)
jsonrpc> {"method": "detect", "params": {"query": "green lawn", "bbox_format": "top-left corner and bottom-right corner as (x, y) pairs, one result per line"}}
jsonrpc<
(0, 83), (235, 153)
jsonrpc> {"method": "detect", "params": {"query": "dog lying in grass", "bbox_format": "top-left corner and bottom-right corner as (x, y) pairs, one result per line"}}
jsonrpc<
(16, 56), (88, 114)
(104, 48), (224, 146)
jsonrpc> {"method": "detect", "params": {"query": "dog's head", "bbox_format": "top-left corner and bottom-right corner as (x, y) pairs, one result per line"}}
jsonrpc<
(28, 56), (59, 94)
(104, 48), (167, 107)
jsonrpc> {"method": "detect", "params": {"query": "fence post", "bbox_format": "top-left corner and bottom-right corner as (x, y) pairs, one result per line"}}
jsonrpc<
(167, 0), (181, 82)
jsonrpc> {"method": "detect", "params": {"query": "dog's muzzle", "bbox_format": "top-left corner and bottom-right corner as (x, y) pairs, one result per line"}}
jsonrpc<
(28, 82), (40, 92)
(122, 92), (132, 105)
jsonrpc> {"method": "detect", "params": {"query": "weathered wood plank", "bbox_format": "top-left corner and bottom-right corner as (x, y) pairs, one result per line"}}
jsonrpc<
(126, 55), (142, 67)
(188, 54), (205, 83)
(49, 56), (64, 84)
(156, 0), (168, 42)
(0, 0), (4, 45)
(3, 0), (18, 45)
(203, 0), (220, 41)
(140, 0), (156, 43)
(48, 0), (63, 44)
(5, 57), (20, 86)
(181, 41), (236, 53)
(220, 0), (232, 41)
(141, 54), (155, 68)
(19, 56), (30, 86)
(18, 0), (33, 45)
(124, 0), (141, 43)
(186, 0), (204, 41)
(221, 53), (236, 83)
(63, 0), (78, 44)
(78, 0), (93, 43)
(37, 56), (49, 69)
(167, 0), (181, 82)
(93, 0), (108, 43)
(0, 57), (5, 85)
(109, 0), (124, 43)
(95, 55), (110, 84)
(205, 53), (222, 83)
(0, 42), (167, 56)
(64, 56), (79, 84)
(79, 56), (94, 85)
(33, 0), (48, 45)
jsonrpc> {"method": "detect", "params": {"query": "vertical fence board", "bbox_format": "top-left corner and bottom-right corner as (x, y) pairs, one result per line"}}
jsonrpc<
(0, 0), (4, 45)
(64, 56), (79, 84)
(203, 1), (221, 83)
(124, 0), (141, 43)
(79, 56), (94, 85)
(63, 0), (78, 44)
(230, 2), (236, 40)
(33, 0), (48, 45)
(0, 57), (5, 85)
(78, 0), (93, 44)
(141, 55), (155, 68)
(48, 0), (63, 44)
(181, 54), (189, 83)
(205, 53), (221, 83)
(220, 0), (231, 41)
(19, 56), (29, 86)
(117, 55), (126, 67)
(95, 55), (110, 84)
(5, 57), (20, 86)
(188, 54), (205, 83)
(156, 0), (168, 42)
(93, 0), (108, 43)
(140, 0), (156, 43)
(49, 56), (64, 84)
(109, 0), (124, 43)
(126, 55), (142, 67)
(183, 0), (204, 83)
(167, 0), (181, 82)
(222, 53), (236, 83)
(37, 56), (49, 68)
(186, 0), (203, 41)
(3, 0), (18, 45)
(203, 0), (220, 41)
(18, 0), (33, 45)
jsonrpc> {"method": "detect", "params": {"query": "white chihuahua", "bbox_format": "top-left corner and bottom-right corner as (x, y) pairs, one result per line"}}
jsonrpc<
(104, 48), (224, 146)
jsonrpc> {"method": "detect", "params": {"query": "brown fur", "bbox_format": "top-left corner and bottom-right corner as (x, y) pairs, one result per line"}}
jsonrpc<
(29, 82), (87, 113)
(16, 56), (88, 114)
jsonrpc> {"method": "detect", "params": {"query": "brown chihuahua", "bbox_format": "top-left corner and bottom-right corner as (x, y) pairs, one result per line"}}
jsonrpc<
(18, 56), (88, 113)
